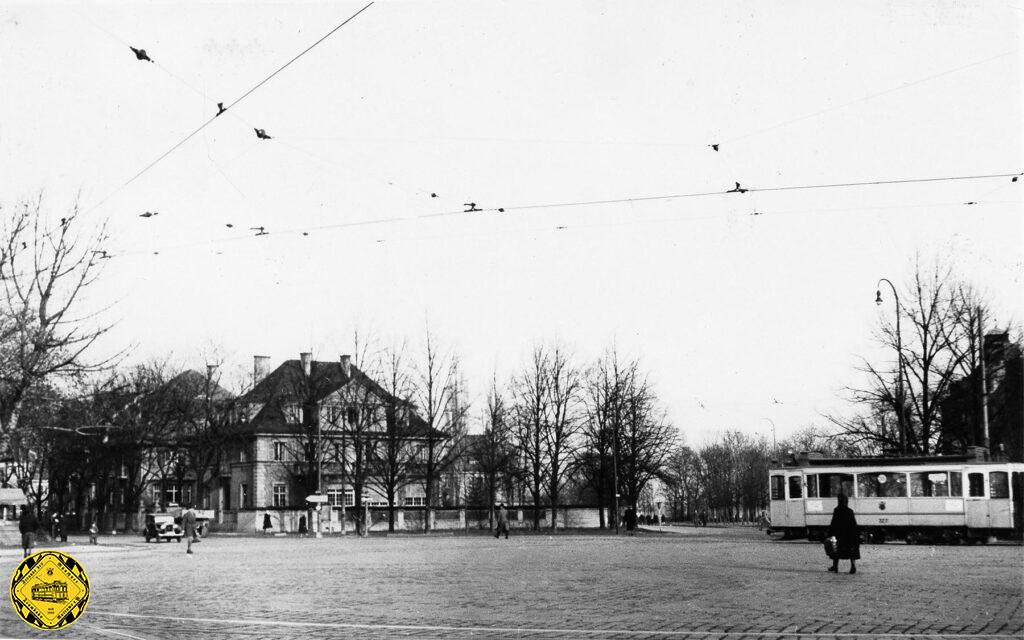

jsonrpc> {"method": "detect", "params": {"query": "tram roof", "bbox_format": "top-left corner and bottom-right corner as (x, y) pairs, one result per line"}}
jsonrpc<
(784, 454), (983, 468)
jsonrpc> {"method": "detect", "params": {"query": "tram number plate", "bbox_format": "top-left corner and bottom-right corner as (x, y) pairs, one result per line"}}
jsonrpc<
(877, 518), (889, 524)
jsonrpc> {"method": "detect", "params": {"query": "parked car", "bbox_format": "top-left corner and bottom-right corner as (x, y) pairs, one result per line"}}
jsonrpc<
(144, 513), (183, 543)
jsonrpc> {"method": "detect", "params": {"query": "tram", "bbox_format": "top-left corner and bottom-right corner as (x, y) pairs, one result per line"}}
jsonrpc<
(31, 581), (68, 603)
(768, 452), (1024, 543)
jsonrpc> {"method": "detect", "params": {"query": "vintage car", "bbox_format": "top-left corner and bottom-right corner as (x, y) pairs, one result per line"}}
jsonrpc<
(143, 513), (183, 543)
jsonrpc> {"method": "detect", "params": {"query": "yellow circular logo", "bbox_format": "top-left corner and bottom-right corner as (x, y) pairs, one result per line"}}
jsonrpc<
(9, 550), (90, 630)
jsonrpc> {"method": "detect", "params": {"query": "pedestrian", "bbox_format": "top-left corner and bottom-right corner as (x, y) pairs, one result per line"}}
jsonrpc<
(182, 504), (197, 555)
(263, 512), (273, 535)
(19, 504), (37, 558)
(625, 506), (637, 535)
(827, 493), (860, 574)
(89, 521), (99, 545)
(494, 503), (509, 539)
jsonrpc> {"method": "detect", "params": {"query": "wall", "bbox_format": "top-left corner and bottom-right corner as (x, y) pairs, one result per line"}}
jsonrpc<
(219, 506), (610, 533)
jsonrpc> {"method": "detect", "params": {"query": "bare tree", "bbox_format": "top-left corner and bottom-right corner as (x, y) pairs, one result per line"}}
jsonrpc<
(510, 346), (549, 530)
(0, 195), (113, 438)
(367, 343), (417, 532)
(542, 345), (581, 529)
(578, 351), (622, 529)
(615, 364), (675, 513)
(470, 377), (514, 530)
(412, 328), (466, 531)
(833, 258), (994, 455)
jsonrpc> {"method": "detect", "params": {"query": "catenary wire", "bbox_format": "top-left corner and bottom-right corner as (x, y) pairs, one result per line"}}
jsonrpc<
(82, 2), (374, 215)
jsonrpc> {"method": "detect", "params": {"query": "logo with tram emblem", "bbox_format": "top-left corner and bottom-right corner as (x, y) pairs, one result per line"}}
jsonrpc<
(9, 550), (90, 630)
(879, 501), (887, 511)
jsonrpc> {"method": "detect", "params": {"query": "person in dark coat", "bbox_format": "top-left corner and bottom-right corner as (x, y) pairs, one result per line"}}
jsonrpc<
(263, 512), (273, 534)
(494, 503), (509, 539)
(19, 505), (38, 558)
(827, 493), (860, 574)
(624, 507), (637, 535)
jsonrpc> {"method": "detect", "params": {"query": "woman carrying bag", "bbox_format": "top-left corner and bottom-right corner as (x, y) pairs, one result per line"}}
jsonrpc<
(826, 493), (860, 574)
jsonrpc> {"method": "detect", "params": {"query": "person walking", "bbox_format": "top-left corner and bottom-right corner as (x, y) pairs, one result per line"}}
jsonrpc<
(182, 504), (197, 555)
(494, 503), (509, 539)
(827, 493), (860, 574)
(19, 504), (38, 558)
(625, 507), (637, 535)
(89, 521), (99, 545)
(263, 512), (273, 535)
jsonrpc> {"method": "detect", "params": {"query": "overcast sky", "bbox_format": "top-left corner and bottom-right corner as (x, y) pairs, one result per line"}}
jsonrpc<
(1, 1), (1021, 443)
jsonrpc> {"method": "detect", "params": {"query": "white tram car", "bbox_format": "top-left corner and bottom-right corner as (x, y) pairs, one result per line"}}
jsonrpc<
(769, 453), (1024, 543)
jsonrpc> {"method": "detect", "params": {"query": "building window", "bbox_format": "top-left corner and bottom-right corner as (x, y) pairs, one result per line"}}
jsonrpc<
(274, 442), (285, 461)
(163, 484), (180, 506)
(404, 496), (425, 507)
(240, 483), (248, 508)
(283, 403), (301, 424)
(239, 446), (248, 463)
(325, 405), (342, 425)
(273, 483), (287, 507)
(327, 489), (354, 507)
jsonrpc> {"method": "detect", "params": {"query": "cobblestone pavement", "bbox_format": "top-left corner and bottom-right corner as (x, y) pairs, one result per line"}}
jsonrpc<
(0, 526), (1020, 639)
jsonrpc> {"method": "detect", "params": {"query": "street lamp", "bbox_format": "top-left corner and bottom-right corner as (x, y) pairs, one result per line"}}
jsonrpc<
(876, 278), (906, 455)
(763, 417), (777, 462)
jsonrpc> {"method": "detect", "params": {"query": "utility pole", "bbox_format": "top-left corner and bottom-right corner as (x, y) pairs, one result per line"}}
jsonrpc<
(978, 307), (990, 456)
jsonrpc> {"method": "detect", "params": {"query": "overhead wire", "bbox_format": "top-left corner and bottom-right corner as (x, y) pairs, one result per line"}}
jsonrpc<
(720, 49), (1017, 146)
(81, 2), (375, 216)
(104, 172), (1020, 259)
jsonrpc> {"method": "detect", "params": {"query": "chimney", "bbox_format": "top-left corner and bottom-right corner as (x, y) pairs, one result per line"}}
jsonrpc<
(253, 355), (270, 385)
(300, 352), (312, 376)
(340, 354), (351, 377)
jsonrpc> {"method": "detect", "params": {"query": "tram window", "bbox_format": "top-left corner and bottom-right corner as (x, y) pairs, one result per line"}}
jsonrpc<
(857, 472), (907, 498)
(770, 475), (785, 500)
(806, 475), (819, 498)
(818, 473), (854, 498)
(911, 471), (950, 497)
(950, 472), (963, 497)
(990, 472), (1009, 499)
(788, 476), (803, 499)
(967, 473), (985, 497)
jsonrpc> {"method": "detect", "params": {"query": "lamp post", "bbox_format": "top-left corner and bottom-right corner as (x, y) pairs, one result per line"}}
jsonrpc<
(876, 278), (906, 455)
(763, 417), (777, 462)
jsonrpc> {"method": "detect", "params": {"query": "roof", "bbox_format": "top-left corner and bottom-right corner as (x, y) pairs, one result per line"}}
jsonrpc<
(163, 369), (234, 401)
(239, 359), (438, 438)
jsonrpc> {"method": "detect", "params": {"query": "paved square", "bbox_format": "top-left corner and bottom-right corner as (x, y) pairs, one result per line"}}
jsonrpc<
(0, 526), (1020, 639)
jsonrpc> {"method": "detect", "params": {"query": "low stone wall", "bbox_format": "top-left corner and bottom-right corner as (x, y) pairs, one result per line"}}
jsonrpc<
(221, 506), (610, 534)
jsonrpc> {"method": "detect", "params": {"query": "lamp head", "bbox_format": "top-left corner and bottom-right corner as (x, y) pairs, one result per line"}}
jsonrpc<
(875, 290), (883, 305)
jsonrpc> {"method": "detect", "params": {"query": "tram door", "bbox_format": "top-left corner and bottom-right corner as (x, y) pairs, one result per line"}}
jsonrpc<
(965, 471), (989, 530)
(1012, 472), (1024, 536)
(988, 471), (1012, 529)
(785, 474), (805, 527)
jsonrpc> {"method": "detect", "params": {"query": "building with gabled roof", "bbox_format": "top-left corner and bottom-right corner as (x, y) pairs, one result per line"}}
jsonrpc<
(220, 353), (441, 534)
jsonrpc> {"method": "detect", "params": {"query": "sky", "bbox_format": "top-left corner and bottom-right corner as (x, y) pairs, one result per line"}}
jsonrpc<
(1, 1), (1021, 445)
